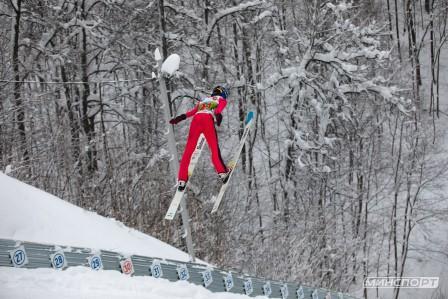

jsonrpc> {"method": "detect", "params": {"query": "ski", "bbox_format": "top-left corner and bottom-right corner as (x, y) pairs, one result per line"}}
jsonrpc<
(165, 134), (206, 220)
(211, 111), (255, 213)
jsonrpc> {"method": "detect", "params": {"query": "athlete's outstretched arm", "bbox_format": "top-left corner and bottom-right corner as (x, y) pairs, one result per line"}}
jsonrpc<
(185, 104), (199, 118)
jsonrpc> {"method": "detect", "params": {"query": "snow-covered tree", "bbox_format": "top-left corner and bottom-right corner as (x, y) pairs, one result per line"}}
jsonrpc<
(1, 1), (447, 298)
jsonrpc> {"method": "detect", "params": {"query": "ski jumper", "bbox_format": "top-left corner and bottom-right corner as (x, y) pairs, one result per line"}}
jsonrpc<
(178, 96), (227, 182)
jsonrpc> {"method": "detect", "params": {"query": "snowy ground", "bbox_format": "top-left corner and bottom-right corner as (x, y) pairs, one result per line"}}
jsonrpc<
(0, 172), (195, 262)
(0, 266), (260, 299)
(0, 172), (266, 299)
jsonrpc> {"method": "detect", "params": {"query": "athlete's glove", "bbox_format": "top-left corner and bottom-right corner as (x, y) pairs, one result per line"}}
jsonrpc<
(215, 113), (223, 126)
(169, 114), (186, 125)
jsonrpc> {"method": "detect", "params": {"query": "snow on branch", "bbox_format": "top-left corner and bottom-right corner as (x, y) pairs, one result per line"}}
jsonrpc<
(313, 51), (361, 73)
(164, 2), (202, 23)
(339, 81), (411, 114)
(326, 1), (351, 13)
(312, 41), (390, 74)
(257, 48), (312, 90)
(205, 0), (266, 43)
(249, 10), (272, 24)
(255, 6), (414, 174)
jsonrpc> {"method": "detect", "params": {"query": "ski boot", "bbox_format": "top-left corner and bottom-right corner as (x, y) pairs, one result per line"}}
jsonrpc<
(218, 170), (232, 184)
(177, 180), (187, 191)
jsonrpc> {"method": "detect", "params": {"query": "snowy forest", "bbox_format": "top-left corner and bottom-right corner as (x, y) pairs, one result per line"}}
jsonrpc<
(1, 0), (448, 298)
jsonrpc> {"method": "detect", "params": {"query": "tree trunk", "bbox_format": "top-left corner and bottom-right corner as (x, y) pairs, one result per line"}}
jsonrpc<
(60, 65), (81, 175)
(429, 0), (435, 114)
(406, 0), (422, 117)
(202, 0), (211, 81)
(12, 0), (29, 169)
(80, 0), (97, 173)
(394, 0), (402, 60)
(158, 0), (168, 60)
(392, 120), (404, 298)
(387, 0), (394, 42)
(157, 0), (173, 114)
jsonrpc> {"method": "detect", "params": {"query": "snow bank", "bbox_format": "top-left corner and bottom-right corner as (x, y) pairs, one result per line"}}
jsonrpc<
(0, 267), (263, 299)
(0, 172), (193, 262)
(0, 173), (262, 299)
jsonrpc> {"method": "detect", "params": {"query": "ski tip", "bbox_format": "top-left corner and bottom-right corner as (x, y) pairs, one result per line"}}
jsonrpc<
(165, 213), (175, 220)
(211, 203), (220, 213)
(245, 111), (254, 125)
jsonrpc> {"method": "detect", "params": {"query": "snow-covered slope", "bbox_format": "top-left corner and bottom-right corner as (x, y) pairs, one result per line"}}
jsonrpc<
(0, 172), (192, 261)
(0, 172), (265, 299)
(0, 267), (256, 299)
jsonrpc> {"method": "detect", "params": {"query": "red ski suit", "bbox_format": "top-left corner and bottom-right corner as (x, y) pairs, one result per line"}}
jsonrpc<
(178, 96), (227, 182)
